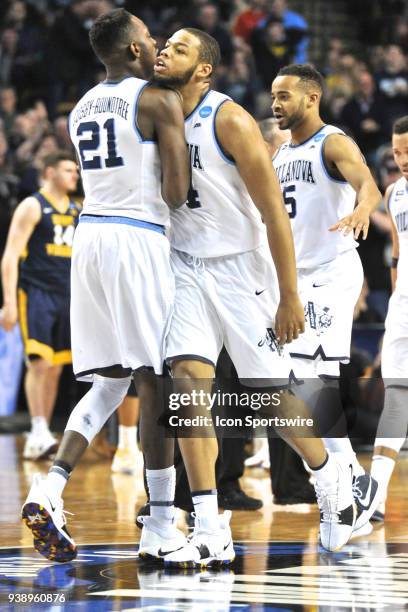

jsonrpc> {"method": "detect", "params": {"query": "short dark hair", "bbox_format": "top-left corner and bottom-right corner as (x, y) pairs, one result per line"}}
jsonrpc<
(393, 116), (408, 135)
(42, 151), (75, 169)
(183, 28), (221, 70)
(277, 64), (325, 93)
(89, 8), (133, 61)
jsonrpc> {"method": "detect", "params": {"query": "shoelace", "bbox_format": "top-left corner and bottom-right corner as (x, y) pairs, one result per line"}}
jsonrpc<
(315, 485), (341, 524)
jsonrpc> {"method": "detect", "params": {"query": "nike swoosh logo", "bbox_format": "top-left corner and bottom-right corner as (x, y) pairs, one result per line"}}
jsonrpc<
(357, 479), (373, 510)
(312, 283), (326, 288)
(255, 289), (266, 296)
(157, 546), (184, 557)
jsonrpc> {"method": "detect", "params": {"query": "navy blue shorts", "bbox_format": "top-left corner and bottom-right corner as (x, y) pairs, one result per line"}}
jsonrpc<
(18, 284), (71, 365)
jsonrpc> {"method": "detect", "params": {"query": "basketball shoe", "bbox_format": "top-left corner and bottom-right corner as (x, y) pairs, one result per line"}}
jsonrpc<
(111, 447), (139, 475)
(314, 455), (356, 552)
(21, 473), (76, 562)
(23, 431), (58, 460)
(138, 516), (188, 562)
(163, 511), (235, 569)
(352, 471), (380, 530)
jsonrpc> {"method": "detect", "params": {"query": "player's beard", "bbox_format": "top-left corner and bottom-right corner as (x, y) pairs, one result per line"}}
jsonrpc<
(152, 64), (197, 88)
(282, 98), (306, 130)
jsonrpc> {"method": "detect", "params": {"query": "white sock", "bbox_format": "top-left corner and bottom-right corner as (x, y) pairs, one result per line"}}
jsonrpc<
(118, 425), (137, 450)
(310, 453), (338, 488)
(192, 490), (219, 532)
(31, 416), (49, 436)
(44, 466), (70, 501)
(371, 455), (396, 503)
(324, 437), (364, 477)
(146, 466), (176, 524)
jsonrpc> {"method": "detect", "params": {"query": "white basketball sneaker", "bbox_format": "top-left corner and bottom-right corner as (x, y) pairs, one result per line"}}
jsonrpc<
(314, 455), (356, 552)
(23, 431), (59, 460)
(111, 447), (139, 475)
(21, 473), (76, 562)
(163, 511), (235, 569)
(352, 471), (381, 529)
(138, 516), (188, 562)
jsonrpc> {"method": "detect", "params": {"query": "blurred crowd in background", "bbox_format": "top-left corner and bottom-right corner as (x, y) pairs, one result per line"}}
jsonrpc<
(0, 0), (408, 425)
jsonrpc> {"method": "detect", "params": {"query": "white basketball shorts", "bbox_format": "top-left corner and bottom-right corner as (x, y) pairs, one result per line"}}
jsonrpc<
(71, 216), (174, 378)
(289, 249), (364, 378)
(382, 291), (408, 386)
(166, 245), (294, 385)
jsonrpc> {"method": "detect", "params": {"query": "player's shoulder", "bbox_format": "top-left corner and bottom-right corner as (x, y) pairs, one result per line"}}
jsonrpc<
(139, 84), (183, 118)
(215, 98), (256, 132)
(14, 195), (42, 224)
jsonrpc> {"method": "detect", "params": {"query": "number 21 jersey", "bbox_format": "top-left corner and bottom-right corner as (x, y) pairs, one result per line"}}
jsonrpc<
(69, 77), (169, 226)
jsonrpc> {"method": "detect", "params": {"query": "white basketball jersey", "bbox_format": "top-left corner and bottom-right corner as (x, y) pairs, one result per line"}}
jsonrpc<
(69, 77), (168, 226)
(169, 90), (265, 257)
(389, 176), (408, 296)
(273, 124), (358, 269)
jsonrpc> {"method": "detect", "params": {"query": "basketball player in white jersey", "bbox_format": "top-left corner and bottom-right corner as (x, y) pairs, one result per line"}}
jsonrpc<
(370, 116), (408, 522)
(271, 64), (382, 533)
(151, 28), (359, 565)
(21, 9), (190, 563)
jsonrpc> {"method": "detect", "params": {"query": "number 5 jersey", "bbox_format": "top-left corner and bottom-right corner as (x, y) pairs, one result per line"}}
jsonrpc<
(272, 124), (358, 269)
(19, 190), (80, 294)
(69, 76), (169, 227)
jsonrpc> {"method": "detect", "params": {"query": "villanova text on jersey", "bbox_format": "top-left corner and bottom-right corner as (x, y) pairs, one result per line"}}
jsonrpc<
(275, 159), (316, 185)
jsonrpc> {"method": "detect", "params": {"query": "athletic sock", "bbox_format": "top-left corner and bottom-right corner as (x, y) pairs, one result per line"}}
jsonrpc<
(146, 466), (176, 525)
(192, 489), (219, 532)
(31, 416), (49, 436)
(118, 425), (137, 451)
(310, 453), (339, 488)
(323, 437), (364, 477)
(44, 464), (71, 502)
(371, 455), (396, 503)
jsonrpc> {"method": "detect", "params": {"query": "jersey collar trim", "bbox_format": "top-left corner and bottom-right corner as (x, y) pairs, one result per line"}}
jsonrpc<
(39, 189), (70, 214)
(185, 89), (212, 122)
(289, 124), (326, 148)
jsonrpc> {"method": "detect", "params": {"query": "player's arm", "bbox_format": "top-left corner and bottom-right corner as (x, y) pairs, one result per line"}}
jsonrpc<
(325, 134), (382, 239)
(384, 184), (399, 292)
(140, 87), (189, 209)
(216, 101), (304, 344)
(0, 198), (41, 331)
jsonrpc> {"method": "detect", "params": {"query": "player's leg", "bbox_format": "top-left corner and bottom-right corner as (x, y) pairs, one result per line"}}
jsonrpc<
(42, 365), (63, 424)
(111, 383), (140, 474)
(216, 247), (356, 551)
(135, 371), (187, 560)
(371, 301), (408, 520)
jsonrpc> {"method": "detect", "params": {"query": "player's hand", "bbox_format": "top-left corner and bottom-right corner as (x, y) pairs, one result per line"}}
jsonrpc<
(275, 293), (305, 345)
(0, 304), (18, 331)
(329, 203), (371, 240)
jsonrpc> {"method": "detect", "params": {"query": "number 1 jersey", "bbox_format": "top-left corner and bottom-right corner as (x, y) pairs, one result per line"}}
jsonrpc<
(170, 90), (265, 257)
(69, 77), (169, 226)
(272, 124), (357, 269)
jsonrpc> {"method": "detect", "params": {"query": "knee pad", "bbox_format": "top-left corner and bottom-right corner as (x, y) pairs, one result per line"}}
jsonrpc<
(65, 375), (131, 444)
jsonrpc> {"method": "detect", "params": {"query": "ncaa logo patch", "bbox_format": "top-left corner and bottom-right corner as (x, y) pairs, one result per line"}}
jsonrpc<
(199, 105), (212, 118)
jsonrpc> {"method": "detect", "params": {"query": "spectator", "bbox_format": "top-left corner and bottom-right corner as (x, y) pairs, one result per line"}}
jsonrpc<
(46, 0), (101, 117)
(250, 16), (296, 90)
(0, 86), (17, 137)
(53, 116), (73, 151)
(0, 29), (18, 86)
(375, 45), (408, 130)
(255, 0), (308, 63)
(192, 3), (234, 65)
(340, 70), (388, 165)
(233, 0), (268, 44)
(217, 49), (257, 113)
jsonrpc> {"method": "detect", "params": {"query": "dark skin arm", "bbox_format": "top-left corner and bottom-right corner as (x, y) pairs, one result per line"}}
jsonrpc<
(216, 101), (304, 344)
(384, 184), (399, 292)
(138, 86), (189, 208)
(326, 134), (382, 239)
